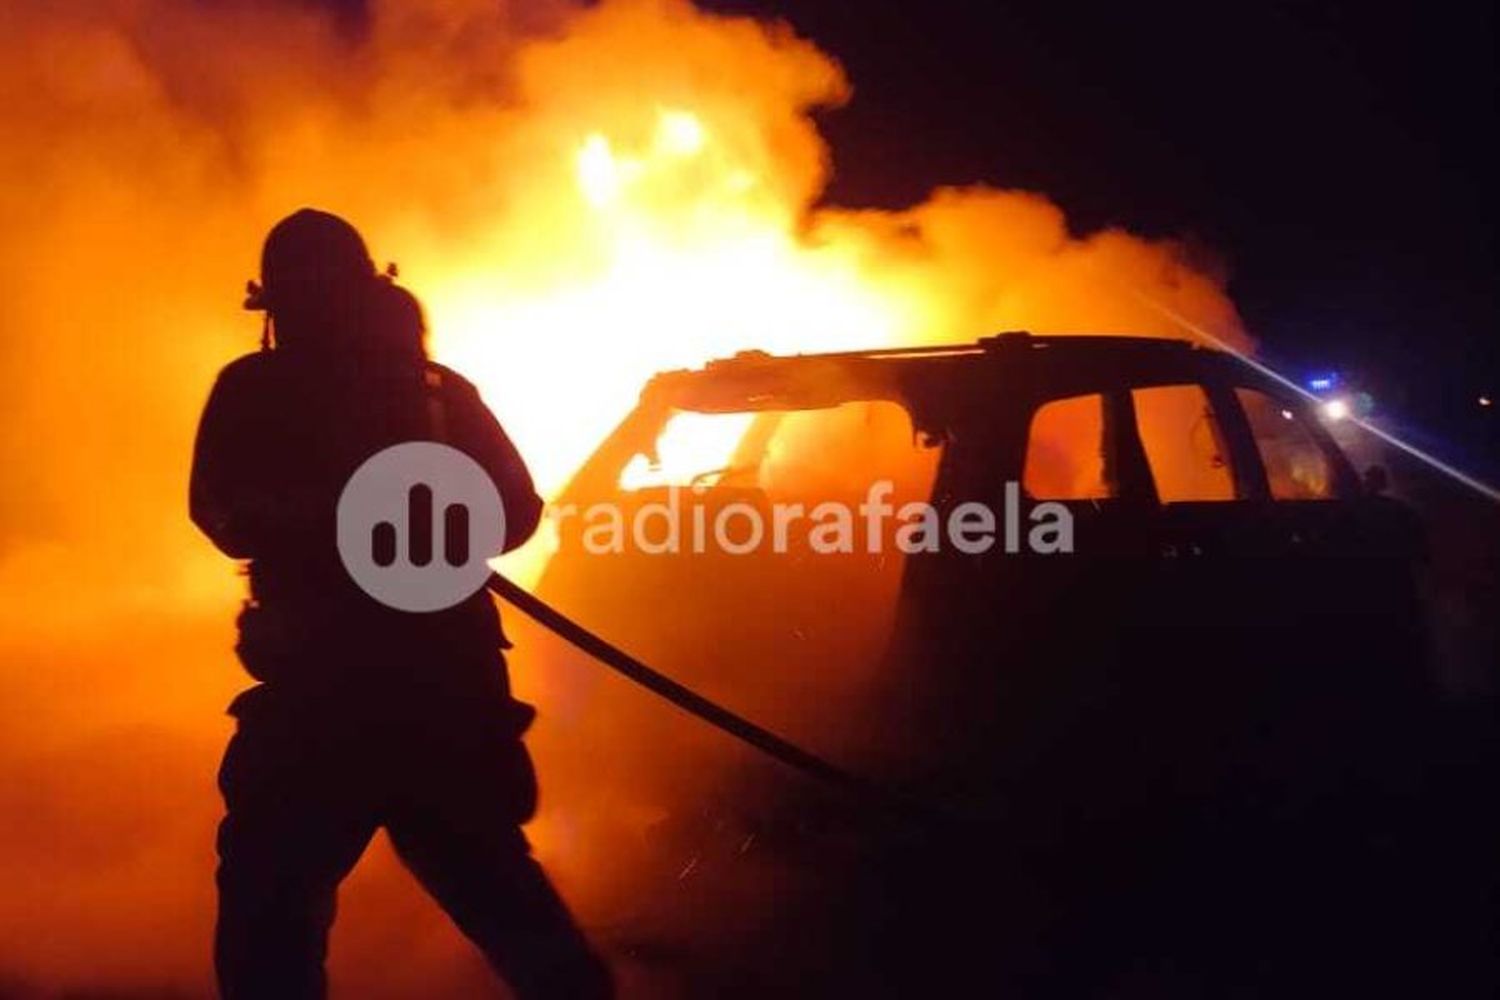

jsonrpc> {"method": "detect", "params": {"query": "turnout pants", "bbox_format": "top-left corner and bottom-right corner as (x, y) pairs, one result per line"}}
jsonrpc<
(214, 681), (610, 999)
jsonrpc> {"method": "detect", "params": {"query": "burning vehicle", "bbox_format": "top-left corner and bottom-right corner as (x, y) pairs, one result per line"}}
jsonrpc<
(519, 331), (1430, 994)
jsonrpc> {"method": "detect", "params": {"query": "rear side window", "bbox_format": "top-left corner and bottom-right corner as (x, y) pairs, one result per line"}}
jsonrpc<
(1023, 393), (1112, 499)
(1235, 388), (1335, 499)
(1133, 384), (1235, 501)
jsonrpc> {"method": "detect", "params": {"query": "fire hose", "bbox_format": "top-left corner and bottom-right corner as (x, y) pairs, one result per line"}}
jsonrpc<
(486, 572), (969, 828)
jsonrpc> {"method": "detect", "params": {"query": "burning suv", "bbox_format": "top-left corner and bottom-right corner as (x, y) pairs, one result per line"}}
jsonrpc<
(520, 332), (1428, 994)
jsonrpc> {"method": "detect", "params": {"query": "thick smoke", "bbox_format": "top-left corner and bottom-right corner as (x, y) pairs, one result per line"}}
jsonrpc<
(0, 1), (1246, 994)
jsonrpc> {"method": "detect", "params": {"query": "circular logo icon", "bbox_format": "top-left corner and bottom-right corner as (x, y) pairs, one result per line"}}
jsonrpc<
(336, 441), (506, 612)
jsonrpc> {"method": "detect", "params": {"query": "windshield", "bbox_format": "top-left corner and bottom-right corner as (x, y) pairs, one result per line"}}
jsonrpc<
(617, 400), (942, 506)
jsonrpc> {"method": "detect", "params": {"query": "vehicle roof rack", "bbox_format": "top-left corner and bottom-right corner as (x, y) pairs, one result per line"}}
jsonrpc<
(702, 341), (989, 370)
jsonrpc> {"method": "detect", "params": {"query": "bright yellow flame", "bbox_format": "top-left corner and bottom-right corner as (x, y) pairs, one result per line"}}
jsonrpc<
(656, 108), (706, 155)
(576, 133), (626, 208)
(433, 117), (909, 504)
(618, 411), (756, 489)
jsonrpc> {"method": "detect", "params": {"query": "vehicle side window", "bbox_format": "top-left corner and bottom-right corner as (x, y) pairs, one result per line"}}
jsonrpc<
(1023, 393), (1112, 499)
(1235, 388), (1335, 499)
(1133, 384), (1236, 501)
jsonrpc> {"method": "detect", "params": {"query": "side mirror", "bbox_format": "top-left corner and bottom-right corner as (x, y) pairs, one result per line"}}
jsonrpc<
(1363, 463), (1390, 497)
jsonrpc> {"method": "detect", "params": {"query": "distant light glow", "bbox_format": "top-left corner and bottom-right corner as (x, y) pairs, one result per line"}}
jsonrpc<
(1308, 376), (1335, 392)
(1481, 395), (1493, 408)
(1129, 291), (1500, 504)
(1322, 398), (1350, 421)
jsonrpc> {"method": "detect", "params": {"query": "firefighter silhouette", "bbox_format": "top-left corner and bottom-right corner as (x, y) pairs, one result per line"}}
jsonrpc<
(191, 209), (611, 999)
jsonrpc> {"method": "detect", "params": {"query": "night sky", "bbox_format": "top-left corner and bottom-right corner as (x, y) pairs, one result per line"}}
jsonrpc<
(704, 0), (1498, 471)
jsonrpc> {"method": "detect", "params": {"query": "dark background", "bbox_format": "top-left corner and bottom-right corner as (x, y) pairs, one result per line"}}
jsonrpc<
(704, 0), (1497, 479)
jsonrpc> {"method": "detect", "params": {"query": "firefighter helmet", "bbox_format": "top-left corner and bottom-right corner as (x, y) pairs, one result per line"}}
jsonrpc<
(245, 208), (375, 312)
